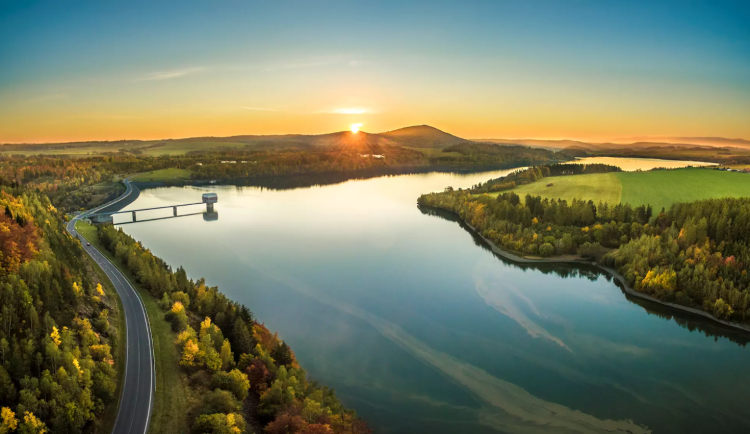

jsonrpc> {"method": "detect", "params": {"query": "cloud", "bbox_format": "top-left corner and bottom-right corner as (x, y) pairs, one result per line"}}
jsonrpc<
(474, 273), (571, 351)
(138, 67), (204, 81)
(249, 263), (652, 434)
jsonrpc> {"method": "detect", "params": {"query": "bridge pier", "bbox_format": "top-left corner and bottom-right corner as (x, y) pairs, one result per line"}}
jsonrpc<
(132, 211), (136, 221)
(207, 203), (214, 212)
(173, 206), (177, 216)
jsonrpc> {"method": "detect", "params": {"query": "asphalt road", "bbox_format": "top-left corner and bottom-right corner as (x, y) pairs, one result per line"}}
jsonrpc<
(66, 179), (155, 434)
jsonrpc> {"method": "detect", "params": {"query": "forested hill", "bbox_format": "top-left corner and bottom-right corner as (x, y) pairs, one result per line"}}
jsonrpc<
(0, 185), (120, 432)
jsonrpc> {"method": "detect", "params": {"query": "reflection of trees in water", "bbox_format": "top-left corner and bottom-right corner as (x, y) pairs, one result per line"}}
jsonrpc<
(418, 205), (750, 347)
(218, 165), (522, 191)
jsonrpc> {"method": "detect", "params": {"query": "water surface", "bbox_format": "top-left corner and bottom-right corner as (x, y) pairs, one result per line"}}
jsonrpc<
(116, 166), (749, 434)
(574, 156), (717, 171)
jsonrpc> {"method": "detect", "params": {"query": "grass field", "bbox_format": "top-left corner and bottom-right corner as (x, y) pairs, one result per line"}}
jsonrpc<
(130, 168), (193, 182)
(75, 220), (193, 434)
(504, 173), (623, 205)
(484, 168), (750, 210)
(617, 168), (750, 211)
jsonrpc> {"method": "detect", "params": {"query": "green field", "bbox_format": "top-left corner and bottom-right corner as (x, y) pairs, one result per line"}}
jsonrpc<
(75, 220), (193, 434)
(508, 173), (622, 205)
(486, 168), (750, 210)
(617, 169), (750, 211)
(130, 168), (193, 182)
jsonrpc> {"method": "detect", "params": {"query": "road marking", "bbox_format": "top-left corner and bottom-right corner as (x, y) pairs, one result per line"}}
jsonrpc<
(68, 180), (154, 434)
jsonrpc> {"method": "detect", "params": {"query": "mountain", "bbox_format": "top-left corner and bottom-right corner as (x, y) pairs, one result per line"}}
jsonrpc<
(379, 125), (465, 148)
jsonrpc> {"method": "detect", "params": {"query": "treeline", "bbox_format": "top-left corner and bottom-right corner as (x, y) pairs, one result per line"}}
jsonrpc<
(0, 155), (183, 213)
(97, 225), (370, 434)
(0, 188), (120, 433)
(419, 190), (652, 260)
(435, 143), (567, 167)
(418, 190), (750, 323)
(0, 145), (570, 213)
(471, 163), (621, 193)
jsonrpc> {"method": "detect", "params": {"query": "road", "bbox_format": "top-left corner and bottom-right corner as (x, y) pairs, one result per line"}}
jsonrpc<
(66, 179), (155, 434)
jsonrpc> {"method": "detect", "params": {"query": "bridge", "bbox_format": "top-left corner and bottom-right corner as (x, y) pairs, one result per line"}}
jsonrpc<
(90, 192), (218, 223)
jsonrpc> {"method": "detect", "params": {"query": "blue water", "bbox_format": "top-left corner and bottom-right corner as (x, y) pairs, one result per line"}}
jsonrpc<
(116, 167), (750, 434)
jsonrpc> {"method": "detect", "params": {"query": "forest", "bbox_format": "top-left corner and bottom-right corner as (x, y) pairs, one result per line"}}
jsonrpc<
(431, 143), (568, 167)
(96, 225), (370, 434)
(0, 143), (568, 214)
(469, 164), (622, 193)
(418, 187), (750, 324)
(0, 186), (120, 433)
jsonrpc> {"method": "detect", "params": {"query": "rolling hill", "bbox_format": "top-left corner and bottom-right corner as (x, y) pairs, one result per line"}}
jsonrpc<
(379, 125), (464, 148)
(0, 125), (467, 156)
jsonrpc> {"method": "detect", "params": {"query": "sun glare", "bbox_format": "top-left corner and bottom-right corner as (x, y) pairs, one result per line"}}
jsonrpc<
(350, 123), (363, 133)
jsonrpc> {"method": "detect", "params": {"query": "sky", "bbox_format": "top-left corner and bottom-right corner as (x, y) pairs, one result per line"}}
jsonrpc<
(1, 0), (749, 143)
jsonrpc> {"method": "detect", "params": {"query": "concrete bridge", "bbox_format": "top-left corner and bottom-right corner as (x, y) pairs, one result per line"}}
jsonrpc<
(90, 192), (217, 223)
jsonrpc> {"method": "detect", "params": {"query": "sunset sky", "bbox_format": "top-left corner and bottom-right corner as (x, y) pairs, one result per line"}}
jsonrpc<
(1, 0), (749, 143)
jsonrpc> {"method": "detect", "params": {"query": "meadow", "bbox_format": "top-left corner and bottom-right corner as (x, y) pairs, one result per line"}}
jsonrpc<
(130, 168), (193, 182)
(488, 168), (750, 211)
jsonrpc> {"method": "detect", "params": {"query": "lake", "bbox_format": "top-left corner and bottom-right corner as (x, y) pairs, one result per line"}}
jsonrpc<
(573, 156), (718, 171)
(115, 159), (750, 434)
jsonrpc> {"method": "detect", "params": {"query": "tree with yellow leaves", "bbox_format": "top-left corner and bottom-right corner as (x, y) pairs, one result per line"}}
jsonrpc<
(96, 283), (105, 296)
(166, 302), (188, 332)
(18, 412), (47, 434)
(181, 339), (200, 367)
(220, 339), (234, 371)
(50, 326), (61, 346)
(0, 407), (18, 434)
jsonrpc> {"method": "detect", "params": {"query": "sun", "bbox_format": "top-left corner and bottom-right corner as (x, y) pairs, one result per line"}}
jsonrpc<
(350, 123), (363, 133)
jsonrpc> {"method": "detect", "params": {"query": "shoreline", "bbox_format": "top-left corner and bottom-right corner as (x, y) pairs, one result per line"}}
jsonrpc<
(104, 178), (750, 334)
(129, 162), (567, 191)
(421, 204), (750, 335)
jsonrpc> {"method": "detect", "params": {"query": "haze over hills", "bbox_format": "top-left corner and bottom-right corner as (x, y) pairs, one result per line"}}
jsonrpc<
(0, 125), (468, 155)
(3, 125), (750, 163)
(476, 136), (750, 151)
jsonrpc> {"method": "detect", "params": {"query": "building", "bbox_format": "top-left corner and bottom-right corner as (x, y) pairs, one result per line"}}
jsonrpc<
(202, 193), (218, 212)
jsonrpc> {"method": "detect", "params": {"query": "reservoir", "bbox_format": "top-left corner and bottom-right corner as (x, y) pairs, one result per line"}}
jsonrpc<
(115, 159), (750, 434)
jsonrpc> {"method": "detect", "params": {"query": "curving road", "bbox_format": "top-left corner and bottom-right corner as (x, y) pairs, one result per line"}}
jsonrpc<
(66, 179), (155, 434)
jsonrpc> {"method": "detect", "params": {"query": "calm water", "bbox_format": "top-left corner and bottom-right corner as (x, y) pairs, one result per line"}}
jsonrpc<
(116, 162), (749, 434)
(574, 156), (717, 171)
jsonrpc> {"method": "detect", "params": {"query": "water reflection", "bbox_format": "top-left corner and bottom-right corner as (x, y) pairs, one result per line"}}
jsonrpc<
(118, 168), (750, 434)
(212, 166), (526, 192)
(419, 205), (750, 347)
(115, 211), (206, 225)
